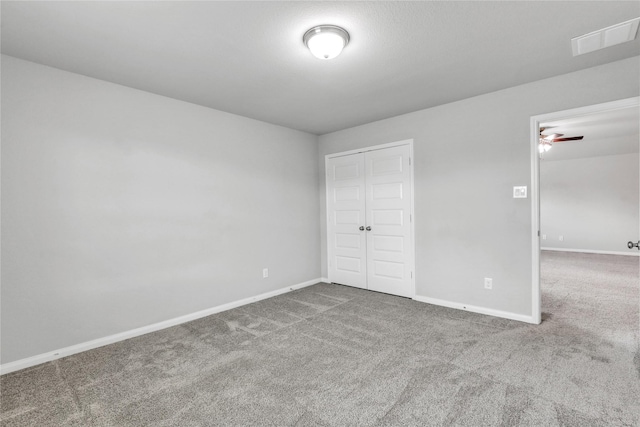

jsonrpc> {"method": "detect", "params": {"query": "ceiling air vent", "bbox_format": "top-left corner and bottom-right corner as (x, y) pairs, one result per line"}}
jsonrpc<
(571, 17), (640, 56)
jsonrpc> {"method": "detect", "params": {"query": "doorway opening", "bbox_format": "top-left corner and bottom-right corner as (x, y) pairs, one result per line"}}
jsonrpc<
(531, 97), (639, 333)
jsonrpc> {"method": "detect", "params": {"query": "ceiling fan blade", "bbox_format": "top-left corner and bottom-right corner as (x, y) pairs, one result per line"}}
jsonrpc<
(552, 136), (584, 142)
(543, 133), (564, 140)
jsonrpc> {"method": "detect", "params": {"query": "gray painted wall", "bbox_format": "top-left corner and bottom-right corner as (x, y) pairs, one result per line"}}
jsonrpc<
(319, 56), (640, 318)
(1, 56), (321, 363)
(540, 153), (639, 253)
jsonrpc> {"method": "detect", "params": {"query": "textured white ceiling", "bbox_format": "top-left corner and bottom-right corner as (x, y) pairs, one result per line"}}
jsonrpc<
(541, 106), (639, 161)
(2, 1), (639, 135)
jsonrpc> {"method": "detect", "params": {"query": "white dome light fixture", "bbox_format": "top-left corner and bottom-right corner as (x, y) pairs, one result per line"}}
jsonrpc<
(303, 25), (350, 60)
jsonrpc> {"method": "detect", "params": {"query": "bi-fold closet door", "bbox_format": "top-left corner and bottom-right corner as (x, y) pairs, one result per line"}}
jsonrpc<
(326, 144), (413, 298)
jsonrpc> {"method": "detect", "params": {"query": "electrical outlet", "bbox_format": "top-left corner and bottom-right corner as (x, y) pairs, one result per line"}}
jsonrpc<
(559, 235), (564, 241)
(263, 268), (269, 278)
(484, 278), (492, 290)
(542, 234), (547, 240)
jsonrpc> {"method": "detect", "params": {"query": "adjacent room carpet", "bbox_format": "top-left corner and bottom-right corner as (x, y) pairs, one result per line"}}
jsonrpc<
(1, 251), (638, 426)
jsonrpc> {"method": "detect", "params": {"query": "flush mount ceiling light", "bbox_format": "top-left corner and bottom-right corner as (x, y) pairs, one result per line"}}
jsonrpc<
(303, 25), (350, 60)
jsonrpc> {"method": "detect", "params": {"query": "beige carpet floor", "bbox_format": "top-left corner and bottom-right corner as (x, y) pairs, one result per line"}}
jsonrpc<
(1, 250), (639, 426)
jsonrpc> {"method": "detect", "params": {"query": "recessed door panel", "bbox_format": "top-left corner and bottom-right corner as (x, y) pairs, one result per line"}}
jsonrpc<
(371, 155), (403, 176)
(372, 209), (404, 226)
(336, 233), (361, 249)
(373, 260), (404, 279)
(334, 163), (359, 180)
(336, 256), (362, 273)
(335, 186), (360, 202)
(335, 210), (360, 225)
(372, 182), (403, 200)
(372, 235), (404, 253)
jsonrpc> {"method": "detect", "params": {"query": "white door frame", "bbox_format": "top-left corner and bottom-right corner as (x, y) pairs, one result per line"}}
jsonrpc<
(325, 139), (416, 298)
(530, 97), (639, 324)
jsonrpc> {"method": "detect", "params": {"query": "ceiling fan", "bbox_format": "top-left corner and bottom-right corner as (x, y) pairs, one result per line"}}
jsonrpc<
(539, 127), (584, 154)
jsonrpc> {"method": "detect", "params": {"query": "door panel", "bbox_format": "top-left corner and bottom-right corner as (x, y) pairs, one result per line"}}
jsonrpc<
(372, 209), (404, 225)
(326, 154), (367, 289)
(365, 145), (413, 297)
(371, 235), (404, 253)
(372, 182), (403, 199)
(326, 144), (413, 297)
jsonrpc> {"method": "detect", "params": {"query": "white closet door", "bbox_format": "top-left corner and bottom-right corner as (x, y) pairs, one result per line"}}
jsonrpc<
(326, 153), (367, 289)
(365, 145), (413, 297)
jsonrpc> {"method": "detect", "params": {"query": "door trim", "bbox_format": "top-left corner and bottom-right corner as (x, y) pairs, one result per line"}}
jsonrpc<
(325, 139), (416, 298)
(530, 97), (639, 325)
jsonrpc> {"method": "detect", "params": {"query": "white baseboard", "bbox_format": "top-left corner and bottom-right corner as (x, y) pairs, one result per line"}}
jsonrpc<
(413, 295), (537, 324)
(0, 278), (322, 376)
(320, 277), (330, 283)
(541, 247), (639, 256)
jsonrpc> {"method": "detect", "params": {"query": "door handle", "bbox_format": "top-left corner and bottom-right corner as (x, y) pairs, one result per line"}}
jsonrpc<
(366, 226), (372, 231)
(359, 226), (365, 231)
(628, 241), (640, 250)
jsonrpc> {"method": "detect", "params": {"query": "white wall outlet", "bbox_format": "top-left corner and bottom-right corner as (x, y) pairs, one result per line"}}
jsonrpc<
(513, 186), (527, 198)
(542, 234), (547, 240)
(484, 278), (492, 289)
(263, 268), (269, 278)
(559, 235), (564, 241)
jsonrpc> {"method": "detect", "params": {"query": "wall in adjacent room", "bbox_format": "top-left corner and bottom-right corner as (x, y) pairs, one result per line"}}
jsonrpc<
(1, 55), (320, 364)
(540, 153), (639, 254)
(318, 56), (640, 320)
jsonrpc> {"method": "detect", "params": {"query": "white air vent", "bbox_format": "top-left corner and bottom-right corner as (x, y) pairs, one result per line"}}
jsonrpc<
(571, 17), (640, 56)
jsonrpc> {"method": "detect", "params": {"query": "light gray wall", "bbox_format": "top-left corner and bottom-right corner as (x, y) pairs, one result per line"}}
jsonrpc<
(319, 56), (639, 318)
(540, 153), (639, 253)
(1, 56), (320, 363)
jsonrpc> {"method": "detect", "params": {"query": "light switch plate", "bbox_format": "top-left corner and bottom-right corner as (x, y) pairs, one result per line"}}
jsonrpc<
(513, 186), (527, 198)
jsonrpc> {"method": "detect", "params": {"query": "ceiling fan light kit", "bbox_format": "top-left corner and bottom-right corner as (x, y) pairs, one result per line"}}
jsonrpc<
(303, 25), (350, 60)
(538, 139), (553, 153)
